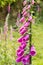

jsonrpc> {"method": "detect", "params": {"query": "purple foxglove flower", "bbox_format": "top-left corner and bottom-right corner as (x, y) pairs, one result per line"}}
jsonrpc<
(19, 26), (24, 32)
(22, 6), (27, 14)
(27, 13), (30, 17)
(30, 45), (36, 56)
(23, 34), (30, 41)
(20, 17), (25, 22)
(31, 0), (35, 5)
(8, 4), (10, 13)
(17, 48), (24, 56)
(23, 0), (27, 6)
(24, 22), (30, 27)
(22, 54), (29, 64)
(21, 41), (26, 44)
(24, 64), (27, 65)
(19, 22), (30, 32)
(20, 28), (28, 35)
(23, 11), (28, 17)
(27, 5), (31, 10)
(16, 56), (24, 62)
(18, 36), (25, 43)
(28, 16), (32, 21)
(20, 42), (26, 49)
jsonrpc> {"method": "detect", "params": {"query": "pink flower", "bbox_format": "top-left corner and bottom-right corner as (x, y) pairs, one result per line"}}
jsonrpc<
(24, 22), (30, 27)
(20, 42), (26, 49)
(18, 34), (29, 43)
(20, 28), (28, 35)
(30, 45), (36, 56)
(17, 48), (24, 56)
(20, 17), (25, 22)
(27, 5), (31, 10)
(19, 22), (30, 32)
(19, 26), (24, 32)
(23, 0), (27, 6)
(23, 34), (30, 41)
(22, 6), (27, 14)
(16, 56), (24, 62)
(23, 11), (28, 17)
(24, 64), (27, 65)
(31, 0), (35, 5)
(27, 13), (30, 17)
(28, 16), (32, 21)
(21, 54), (30, 64)
(18, 36), (25, 43)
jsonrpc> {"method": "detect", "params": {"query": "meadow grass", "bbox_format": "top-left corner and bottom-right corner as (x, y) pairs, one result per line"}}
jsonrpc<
(0, 22), (43, 65)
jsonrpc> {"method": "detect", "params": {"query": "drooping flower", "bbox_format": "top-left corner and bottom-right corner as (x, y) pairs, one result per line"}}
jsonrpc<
(23, 11), (28, 17)
(19, 21), (30, 32)
(17, 48), (24, 56)
(18, 36), (25, 43)
(21, 54), (30, 64)
(19, 26), (24, 32)
(27, 13), (30, 17)
(20, 17), (25, 23)
(16, 55), (24, 62)
(20, 28), (28, 35)
(27, 5), (31, 10)
(20, 42), (26, 49)
(23, 0), (27, 6)
(23, 34), (30, 41)
(22, 6), (27, 14)
(28, 16), (32, 21)
(24, 21), (30, 27)
(30, 45), (36, 56)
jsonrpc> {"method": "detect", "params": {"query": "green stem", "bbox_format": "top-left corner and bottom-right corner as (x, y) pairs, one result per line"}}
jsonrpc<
(29, 22), (32, 65)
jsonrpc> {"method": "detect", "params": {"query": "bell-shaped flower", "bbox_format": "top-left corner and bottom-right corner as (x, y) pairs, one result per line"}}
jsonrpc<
(24, 21), (30, 27)
(21, 54), (30, 64)
(22, 6), (27, 14)
(20, 17), (25, 22)
(23, 11), (28, 17)
(20, 28), (28, 35)
(16, 55), (24, 62)
(27, 5), (31, 10)
(28, 16), (32, 21)
(17, 48), (24, 56)
(18, 36), (25, 43)
(23, 0), (27, 6)
(23, 34), (30, 41)
(20, 42), (26, 49)
(30, 45), (36, 56)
